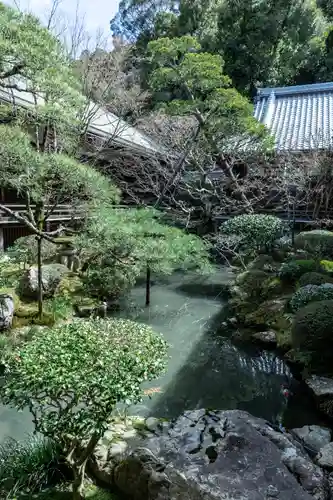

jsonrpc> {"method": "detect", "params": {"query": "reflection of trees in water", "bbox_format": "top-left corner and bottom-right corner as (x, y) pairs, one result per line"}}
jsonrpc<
(128, 275), (292, 422)
(237, 347), (291, 378)
(149, 332), (292, 420)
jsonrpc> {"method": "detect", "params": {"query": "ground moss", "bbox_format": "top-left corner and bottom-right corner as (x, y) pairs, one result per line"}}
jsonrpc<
(276, 329), (292, 349)
(56, 275), (83, 299)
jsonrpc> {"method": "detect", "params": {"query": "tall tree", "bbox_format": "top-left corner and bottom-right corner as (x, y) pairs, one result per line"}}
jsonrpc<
(216, 0), (322, 96)
(0, 4), (119, 315)
(110, 0), (179, 43)
(146, 35), (270, 211)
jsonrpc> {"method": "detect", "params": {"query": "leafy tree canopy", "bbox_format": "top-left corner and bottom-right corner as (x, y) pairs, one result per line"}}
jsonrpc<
(75, 205), (212, 299)
(77, 205), (212, 276)
(216, 0), (324, 95)
(110, 0), (331, 95)
(0, 4), (120, 235)
(0, 124), (119, 209)
(0, 3), (85, 143)
(146, 36), (270, 149)
(1, 318), (168, 498)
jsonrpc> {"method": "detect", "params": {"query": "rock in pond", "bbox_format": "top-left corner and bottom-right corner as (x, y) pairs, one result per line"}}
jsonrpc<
(292, 425), (331, 454)
(317, 442), (333, 469)
(305, 376), (333, 418)
(19, 264), (69, 300)
(92, 410), (326, 500)
(252, 330), (277, 345)
(0, 293), (15, 330)
(306, 376), (333, 399)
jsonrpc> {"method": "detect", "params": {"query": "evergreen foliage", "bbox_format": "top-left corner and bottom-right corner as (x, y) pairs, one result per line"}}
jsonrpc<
(76, 206), (212, 299)
(221, 214), (285, 251)
(290, 283), (333, 312)
(1, 318), (168, 498)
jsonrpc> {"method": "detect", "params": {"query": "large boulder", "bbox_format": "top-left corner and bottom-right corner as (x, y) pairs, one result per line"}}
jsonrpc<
(92, 410), (326, 500)
(18, 264), (69, 300)
(0, 293), (15, 330)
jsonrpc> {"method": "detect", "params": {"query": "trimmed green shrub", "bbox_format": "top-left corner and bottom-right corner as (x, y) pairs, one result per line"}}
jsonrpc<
(291, 299), (333, 355)
(279, 259), (317, 283)
(221, 214), (286, 251)
(290, 284), (333, 312)
(295, 230), (333, 257)
(321, 260), (333, 274)
(7, 236), (57, 267)
(1, 318), (168, 498)
(298, 272), (333, 287)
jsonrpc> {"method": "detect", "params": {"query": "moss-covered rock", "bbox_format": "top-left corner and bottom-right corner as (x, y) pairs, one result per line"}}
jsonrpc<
(56, 274), (83, 298)
(276, 329), (293, 349)
(247, 255), (278, 272)
(244, 298), (287, 328)
(235, 270), (272, 298)
(18, 264), (69, 300)
(279, 259), (318, 284)
(0, 288), (20, 309)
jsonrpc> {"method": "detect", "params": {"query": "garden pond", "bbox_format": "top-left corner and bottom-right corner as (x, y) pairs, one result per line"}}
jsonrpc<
(0, 267), (327, 443)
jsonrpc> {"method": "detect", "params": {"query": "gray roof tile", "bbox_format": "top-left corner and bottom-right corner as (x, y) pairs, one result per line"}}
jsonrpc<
(254, 82), (333, 151)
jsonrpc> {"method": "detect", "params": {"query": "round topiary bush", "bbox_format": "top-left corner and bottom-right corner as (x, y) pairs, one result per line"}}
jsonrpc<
(290, 284), (333, 312)
(279, 259), (317, 284)
(221, 214), (286, 251)
(292, 299), (333, 355)
(295, 230), (333, 258)
(298, 272), (333, 287)
(320, 260), (333, 274)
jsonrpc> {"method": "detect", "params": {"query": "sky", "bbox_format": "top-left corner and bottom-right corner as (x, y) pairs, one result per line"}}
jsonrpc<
(5, 0), (120, 38)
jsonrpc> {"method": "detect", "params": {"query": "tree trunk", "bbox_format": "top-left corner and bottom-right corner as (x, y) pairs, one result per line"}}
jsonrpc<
(145, 265), (151, 307)
(37, 236), (43, 319)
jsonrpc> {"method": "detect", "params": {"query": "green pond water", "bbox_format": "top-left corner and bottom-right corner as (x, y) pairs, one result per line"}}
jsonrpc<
(0, 268), (325, 443)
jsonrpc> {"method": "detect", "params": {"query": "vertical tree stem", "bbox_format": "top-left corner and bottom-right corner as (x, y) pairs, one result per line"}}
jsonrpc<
(37, 236), (43, 319)
(145, 265), (151, 307)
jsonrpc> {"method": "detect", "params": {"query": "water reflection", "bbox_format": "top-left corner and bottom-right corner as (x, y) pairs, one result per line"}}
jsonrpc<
(122, 270), (294, 425)
(0, 269), (321, 443)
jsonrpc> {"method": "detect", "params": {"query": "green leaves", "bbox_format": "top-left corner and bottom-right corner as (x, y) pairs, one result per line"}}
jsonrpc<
(0, 4), (85, 131)
(221, 214), (286, 251)
(0, 4), (120, 223)
(148, 36), (229, 99)
(146, 35), (271, 151)
(0, 124), (119, 207)
(77, 206), (212, 300)
(1, 318), (168, 441)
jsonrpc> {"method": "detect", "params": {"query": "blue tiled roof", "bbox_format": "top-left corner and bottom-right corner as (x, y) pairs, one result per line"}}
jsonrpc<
(254, 82), (333, 151)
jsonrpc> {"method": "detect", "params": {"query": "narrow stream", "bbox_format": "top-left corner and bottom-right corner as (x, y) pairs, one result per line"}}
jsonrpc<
(0, 267), (325, 443)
